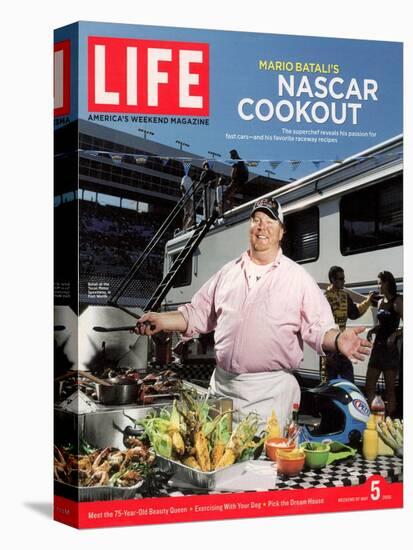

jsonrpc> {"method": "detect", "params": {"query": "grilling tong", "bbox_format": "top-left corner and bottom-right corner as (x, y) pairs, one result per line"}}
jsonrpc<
(93, 321), (156, 333)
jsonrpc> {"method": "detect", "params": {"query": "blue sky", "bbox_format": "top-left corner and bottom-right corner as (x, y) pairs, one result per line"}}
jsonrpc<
(55, 21), (403, 182)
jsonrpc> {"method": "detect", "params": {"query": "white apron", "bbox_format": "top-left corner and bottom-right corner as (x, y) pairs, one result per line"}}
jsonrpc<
(209, 367), (301, 433)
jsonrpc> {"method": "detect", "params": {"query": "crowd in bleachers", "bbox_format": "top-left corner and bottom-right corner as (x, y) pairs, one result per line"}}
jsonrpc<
(79, 201), (176, 281)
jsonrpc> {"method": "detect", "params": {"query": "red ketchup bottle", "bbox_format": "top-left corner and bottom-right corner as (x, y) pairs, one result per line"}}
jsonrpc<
(370, 394), (385, 424)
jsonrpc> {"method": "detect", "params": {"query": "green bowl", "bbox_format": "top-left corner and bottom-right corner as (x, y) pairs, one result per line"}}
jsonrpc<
(300, 442), (331, 469)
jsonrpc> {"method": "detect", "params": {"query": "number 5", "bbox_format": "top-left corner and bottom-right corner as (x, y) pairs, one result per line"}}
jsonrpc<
(371, 480), (381, 501)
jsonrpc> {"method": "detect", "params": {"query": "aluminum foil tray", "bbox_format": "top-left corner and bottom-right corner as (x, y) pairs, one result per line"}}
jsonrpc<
(156, 455), (248, 489)
(54, 478), (144, 502)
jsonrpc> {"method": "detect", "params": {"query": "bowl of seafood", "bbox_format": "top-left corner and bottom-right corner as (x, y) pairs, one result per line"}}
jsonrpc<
(54, 438), (155, 501)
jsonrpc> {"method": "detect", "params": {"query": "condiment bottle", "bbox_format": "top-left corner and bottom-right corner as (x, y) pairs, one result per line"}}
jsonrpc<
(371, 394), (385, 424)
(286, 403), (300, 442)
(266, 410), (281, 439)
(362, 415), (378, 460)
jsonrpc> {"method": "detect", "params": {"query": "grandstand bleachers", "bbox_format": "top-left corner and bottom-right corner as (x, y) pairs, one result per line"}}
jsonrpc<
(79, 200), (178, 304)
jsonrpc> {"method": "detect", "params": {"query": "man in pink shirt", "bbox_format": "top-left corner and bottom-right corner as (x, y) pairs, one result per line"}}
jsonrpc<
(136, 197), (371, 430)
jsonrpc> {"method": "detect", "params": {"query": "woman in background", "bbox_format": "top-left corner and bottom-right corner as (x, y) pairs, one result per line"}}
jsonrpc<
(366, 271), (403, 417)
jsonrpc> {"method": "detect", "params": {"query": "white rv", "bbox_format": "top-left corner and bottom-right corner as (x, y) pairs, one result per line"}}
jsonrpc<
(163, 135), (403, 388)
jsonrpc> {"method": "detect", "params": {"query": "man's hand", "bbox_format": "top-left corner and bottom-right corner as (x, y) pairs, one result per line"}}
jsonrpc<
(337, 327), (372, 363)
(133, 312), (164, 336)
(133, 311), (188, 336)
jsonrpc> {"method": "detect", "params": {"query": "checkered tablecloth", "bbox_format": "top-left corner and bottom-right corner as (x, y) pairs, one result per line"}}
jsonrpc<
(54, 455), (403, 502)
(172, 363), (215, 383)
(157, 455), (403, 497)
(274, 455), (402, 490)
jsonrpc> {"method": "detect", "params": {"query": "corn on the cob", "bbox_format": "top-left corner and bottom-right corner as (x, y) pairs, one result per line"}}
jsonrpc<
(215, 449), (236, 469)
(183, 456), (201, 470)
(392, 428), (403, 448)
(214, 413), (260, 469)
(186, 445), (196, 456)
(380, 422), (398, 446)
(194, 431), (211, 472)
(393, 418), (403, 434)
(170, 430), (185, 456)
(138, 392), (261, 473)
(377, 437), (394, 456)
(211, 442), (226, 469)
(385, 417), (398, 441)
(377, 422), (403, 457)
(392, 418), (403, 446)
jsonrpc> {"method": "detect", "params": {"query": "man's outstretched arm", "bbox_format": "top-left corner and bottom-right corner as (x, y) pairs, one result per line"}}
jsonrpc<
(134, 311), (188, 336)
(323, 327), (372, 363)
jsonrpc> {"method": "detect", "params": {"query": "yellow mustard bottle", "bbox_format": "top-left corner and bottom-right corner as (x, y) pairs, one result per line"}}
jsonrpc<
(266, 410), (281, 439)
(363, 415), (378, 460)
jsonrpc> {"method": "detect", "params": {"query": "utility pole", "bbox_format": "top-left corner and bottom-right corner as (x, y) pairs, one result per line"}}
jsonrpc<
(208, 150), (221, 160)
(176, 140), (190, 151)
(138, 128), (155, 140)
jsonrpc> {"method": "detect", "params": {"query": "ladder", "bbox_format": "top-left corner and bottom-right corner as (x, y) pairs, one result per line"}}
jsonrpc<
(108, 176), (203, 307)
(144, 209), (218, 312)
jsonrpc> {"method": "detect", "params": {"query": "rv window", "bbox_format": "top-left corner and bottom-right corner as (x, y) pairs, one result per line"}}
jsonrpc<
(283, 206), (319, 263)
(170, 252), (192, 287)
(340, 175), (403, 255)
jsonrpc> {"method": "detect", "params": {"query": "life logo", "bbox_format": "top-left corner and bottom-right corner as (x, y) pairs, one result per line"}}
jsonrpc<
(54, 40), (71, 116)
(88, 37), (210, 116)
(353, 398), (370, 418)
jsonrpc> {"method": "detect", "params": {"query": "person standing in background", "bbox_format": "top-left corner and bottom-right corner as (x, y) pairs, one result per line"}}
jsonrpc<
(180, 172), (195, 229)
(366, 271), (403, 417)
(224, 149), (249, 211)
(323, 266), (375, 383)
(199, 161), (217, 220)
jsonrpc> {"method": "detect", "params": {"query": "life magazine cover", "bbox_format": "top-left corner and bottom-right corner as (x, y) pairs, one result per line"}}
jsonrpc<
(53, 21), (403, 528)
